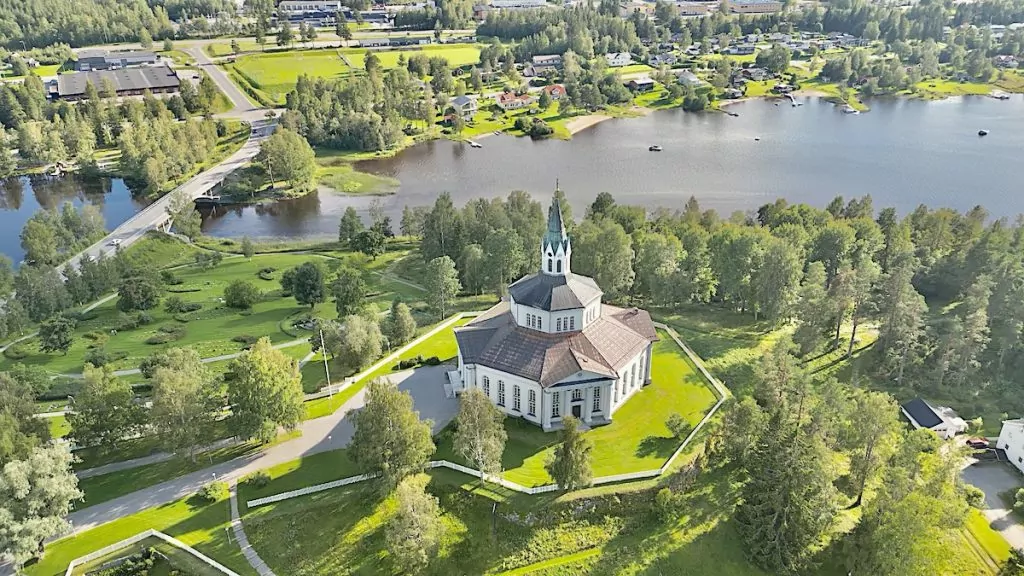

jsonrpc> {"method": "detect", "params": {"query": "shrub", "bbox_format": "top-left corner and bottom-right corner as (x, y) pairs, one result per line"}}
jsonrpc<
(422, 356), (441, 366)
(83, 330), (107, 342)
(1014, 488), (1024, 512)
(258, 267), (276, 281)
(159, 324), (186, 335)
(655, 487), (675, 520)
(166, 287), (202, 293)
(243, 471), (271, 488)
(666, 413), (692, 440)
(160, 270), (183, 285)
(146, 325), (186, 344)
(224, 280), (262, 309)
(38, 378), (82, 401)
(232, 334), (258, 345)
(963, 484), (985, 509)
(194, 481), (229, 504)
(166, 297), (203, 314)
(136, 312), (154, 325)
(3, 344), (28, 360)
(84, 348), (128, 367)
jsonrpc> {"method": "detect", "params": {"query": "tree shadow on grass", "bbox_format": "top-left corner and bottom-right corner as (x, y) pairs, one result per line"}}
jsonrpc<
(636, 434), (678, 459)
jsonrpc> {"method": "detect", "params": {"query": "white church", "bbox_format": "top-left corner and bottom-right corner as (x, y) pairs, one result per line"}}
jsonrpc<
(449, 198), (659, 431)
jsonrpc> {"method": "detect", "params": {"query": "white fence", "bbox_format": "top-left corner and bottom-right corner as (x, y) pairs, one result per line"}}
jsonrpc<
(245, 324), (731, 505)
(64, 529), (240, 576)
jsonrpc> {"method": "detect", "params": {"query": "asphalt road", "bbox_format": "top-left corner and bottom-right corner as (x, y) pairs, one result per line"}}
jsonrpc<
(961, 459), (1024, 550)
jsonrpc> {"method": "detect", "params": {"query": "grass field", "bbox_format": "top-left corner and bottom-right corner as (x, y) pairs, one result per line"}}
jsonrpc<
(915, 79), (992, 98)
(45, 415), (71, 439)
(433, 331), (721, 486)
(315, 149), (400, 195)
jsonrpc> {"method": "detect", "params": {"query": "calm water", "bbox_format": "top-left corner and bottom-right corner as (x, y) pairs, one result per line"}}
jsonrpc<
(185, 95), (1024, 238)
(0, 175), (146, 264)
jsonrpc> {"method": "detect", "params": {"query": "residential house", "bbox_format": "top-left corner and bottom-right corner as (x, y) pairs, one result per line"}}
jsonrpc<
(995, 55), (1019, 69)
(620, 1), (656, 17)
(450, 95), (477, 121)
(625, 76), (656, 92)
(723, 87), (743, 99)
(727, 0), (781, 13)
(490, 0), (546, 7)
(724, 44), (756, 55)
(741, 67), (771, 81)
(649, 53), (677, 67)
(673, 2), (708, 16)
(900, 398), (968, 440)
(771, 83), (795, 94)
(997, 419), (1024, 474)
(673, 69), (703, 87)
(605, 52), (633, 67)
(532, 54), (563, 70)
(497, 91), (535, 110)
(542, 84), (567, 100)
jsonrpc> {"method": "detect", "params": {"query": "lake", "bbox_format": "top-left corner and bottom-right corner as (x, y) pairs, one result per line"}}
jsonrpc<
(0, 175), (146, 264)
(199, 95), (1024, 239)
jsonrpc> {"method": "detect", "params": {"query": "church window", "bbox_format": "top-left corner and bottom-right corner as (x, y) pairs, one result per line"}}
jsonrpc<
(631, 364), (637, 389)
(528, 390), (536, 416)
(497, 381), (505, 406)
(547, 259), (553, 272)
(557, 260), (562, 273)
(537, 317), (542, 330)
(569, 317), (575, 330)
(572, 388), (583, 401)
(483, 376), (490, 398)
(593, 387), (601, 412)
(552, 392), (560, 417)
(513, 385), (521, 411)
(556, 318), (562, 332)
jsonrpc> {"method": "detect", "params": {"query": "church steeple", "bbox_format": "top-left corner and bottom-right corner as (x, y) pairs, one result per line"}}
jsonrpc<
(541, 195), (571, 276)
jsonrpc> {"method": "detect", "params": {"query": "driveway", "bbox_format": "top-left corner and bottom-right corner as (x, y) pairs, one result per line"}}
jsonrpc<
(962, 459), (1024, 549)
(64, 364), (458, 535)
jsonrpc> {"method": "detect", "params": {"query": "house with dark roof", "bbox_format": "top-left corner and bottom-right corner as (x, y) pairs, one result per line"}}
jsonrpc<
(75, 50), (159, 71)
(449, 195), (658, 430)
(900, 398), (968, 439)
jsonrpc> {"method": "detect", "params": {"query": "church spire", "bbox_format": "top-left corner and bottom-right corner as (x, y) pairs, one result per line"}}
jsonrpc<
(541, 196), (571, 276)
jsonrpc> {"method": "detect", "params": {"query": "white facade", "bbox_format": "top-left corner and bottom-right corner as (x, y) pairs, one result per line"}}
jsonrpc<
(490, 0), (546, 7)
(998, 420), (1024, 474)
(277, 0), (343, 12)
(605, 52), (632, 67)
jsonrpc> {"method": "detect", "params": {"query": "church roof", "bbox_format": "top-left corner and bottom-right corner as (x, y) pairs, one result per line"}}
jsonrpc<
(455, 301), (658, 387)
(508, 272), (602, 312)
(542, 197), (570, 253)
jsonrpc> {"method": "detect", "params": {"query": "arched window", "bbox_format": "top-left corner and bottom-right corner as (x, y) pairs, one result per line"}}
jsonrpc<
(547, 259), (553, 272)
(556, 260), (562, 273)
(483, 376), (490, 397)
(556, 318), (562, 331)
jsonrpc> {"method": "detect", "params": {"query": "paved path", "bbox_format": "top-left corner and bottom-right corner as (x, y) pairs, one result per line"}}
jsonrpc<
(65, 365), (458, 535)
(229, 480), (277, 576)
(76, 437), (240, 480)
(962, 459), (1024, 550)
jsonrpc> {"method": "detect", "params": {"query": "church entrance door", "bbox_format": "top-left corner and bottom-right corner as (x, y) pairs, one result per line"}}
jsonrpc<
(572, 404), (582, 418)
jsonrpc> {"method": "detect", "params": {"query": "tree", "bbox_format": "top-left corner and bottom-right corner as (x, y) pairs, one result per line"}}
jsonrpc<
(421, 193), (464, 262)
(458, 244), (487, 294)
(162, 38), (174, 52)
(117, 275), (160, 311)
(332, 266), (366, 317)
(332, 314), (383, 373)
(20, 218), (58, 265)
(665, 412), (692, 439)
(846, 255), (881, 356)
(352, 229), (387, 260)
(751, 237), (802, 322)
(38, 315), (75, 355)
(755, 43), (791, 74)
(224, 279), (262, 309)
(0, 372), (49, 466)
(68, 364), (145, 449)
(241, 237), (255, 260)
(572, 218), (634, 297)
(338, 206), (364, 244)
(633, 230), (682, 302)
(139, 28), (153, 49)
(793, 262), (831, 354)
(720, 396), (768, 464)
(168, 190), (203, 240)
(483, 228), (525, 293)
(842, 389), (899, 507)
(454, 387), (507, 477)
(277, 23), (295, 47)
(350, 378), (435, 492)
(150, 348), (221, 462)
(337, 14), (353, 42)
(227, 337), (303, 443)
(545, 416), (593, 491)
(423, 256), (461, 319)
(385, 299), (417, 347)
(0, 443), (82, 567)
(285, 261), (326, 309)
(875, 251), (927, 384)
(257, 128), (316, 192)
(386, 475), (444, 573)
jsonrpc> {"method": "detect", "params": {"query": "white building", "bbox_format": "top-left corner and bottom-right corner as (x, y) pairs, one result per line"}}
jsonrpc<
(489, 0), (546, 7)
(997, 419), (1024, 474)
(900, 398), (968, 440)
(605, 52), (632, 67)
(449, 197), (658, 431)
(277, 0), (343, 13)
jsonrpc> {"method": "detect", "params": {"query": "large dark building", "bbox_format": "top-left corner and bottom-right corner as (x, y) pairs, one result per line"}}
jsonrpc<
(54, 65), (181, 101)
(74, 50), (159, 72)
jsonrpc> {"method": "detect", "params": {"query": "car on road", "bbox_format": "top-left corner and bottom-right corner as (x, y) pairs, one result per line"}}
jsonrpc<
(108, 238), (122, 247)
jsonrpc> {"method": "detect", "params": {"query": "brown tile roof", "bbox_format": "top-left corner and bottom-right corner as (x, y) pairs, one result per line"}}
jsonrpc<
(455, 302), (658, 387)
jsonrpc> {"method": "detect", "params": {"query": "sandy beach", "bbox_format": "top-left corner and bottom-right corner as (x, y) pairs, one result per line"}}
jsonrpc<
(565, 114), (612, 134)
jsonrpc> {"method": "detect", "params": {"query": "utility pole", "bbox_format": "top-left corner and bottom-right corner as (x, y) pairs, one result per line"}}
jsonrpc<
(320, 329), (332, 398)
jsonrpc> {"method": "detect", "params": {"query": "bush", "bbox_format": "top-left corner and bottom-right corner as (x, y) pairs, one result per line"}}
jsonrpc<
(224, 280), (262, 309)
(655, 487), (675, 519)
(243, 470), (271, 488)
(146, 325), (186, 345)
(232, 334), (258, 345)
(666, 413), (692, 439)
(166, 296), (202, 314)
(159, 324), (186, 335)
(166, 287), (202, 293)
(194, 481), (229, 504)
(395, 355), (426, 371)
(3, 344), (28, 360)
(258, 267), (276, 281)
(84, 347), (128, 367)
(422, 356), (441, 366)
(83, 330), (107, 343)
(963, 484), (985, 509)
(161, 270), (183, 285)
(1014, 488), (1024, 512)
(38, 378), (82, 401)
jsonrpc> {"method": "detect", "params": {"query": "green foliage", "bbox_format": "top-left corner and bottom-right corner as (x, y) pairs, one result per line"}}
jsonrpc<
(258, 128), (317, 192)
(195, 481), (229, 504)
(963, 484), (985, 509)
(243, 470), (271, 488)
(38, 314), (76, 355)
(545, 416), (593, 491)
(150, 348), (222, 460)
(385, 300), (417, 347)
(453, 387), (507, 476)
(223, 279), (262, 309)
(386, 475), (444, 573)
(423, 256), (461, 320)
(282, 261), (326, 309)
(350, 378), (435, 493)
(0, 372), (50, 465)
(655, 487), (675, 520)
(227, 337), (303, 443)
(338, 207), (364, 244)
(352, 229), (387, 260)
(332, 314), (383, 374)
(665, 412), (692, 439)
(67, 364), (145, 449)
(117, 275), (161, 312)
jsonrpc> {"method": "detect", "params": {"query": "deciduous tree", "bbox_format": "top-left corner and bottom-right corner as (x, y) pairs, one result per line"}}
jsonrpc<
(385, 299), (417, 347)
(572, 218), (634, 297)
(350, 378), (435, 492)
(338, 207), (364, 244)
(385, 474), (444, 573)
(424, 255), (460, 319)
(224, 279), (261, 309)
(38, 315), (75, 355)
(454, 387), (507, 477)
(257, 128), (316, 192)
(150, 348), (222, 462)
(227, 338), (303, 443)
(332, 314), (383, 373)
(332, 266), (366, 317)
(68, 364), (145, 449)
(545, 415), (593, 491)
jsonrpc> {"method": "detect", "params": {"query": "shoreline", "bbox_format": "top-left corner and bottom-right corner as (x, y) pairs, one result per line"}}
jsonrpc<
(565, 114), (613, 135)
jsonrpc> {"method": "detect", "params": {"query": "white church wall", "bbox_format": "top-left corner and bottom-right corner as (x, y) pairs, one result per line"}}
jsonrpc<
(475, 365), (545, 426)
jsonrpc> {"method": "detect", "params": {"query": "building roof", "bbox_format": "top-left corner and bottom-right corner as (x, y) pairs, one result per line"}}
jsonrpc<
(542, 197), (569, 253)
(509, 272), (601, 312)
(543, 84), (566, 95)
(455, 301), (658, 387)
(451, 95), (474, 107)
(901, 398), (943, 429)
(57, 65), (180, 98)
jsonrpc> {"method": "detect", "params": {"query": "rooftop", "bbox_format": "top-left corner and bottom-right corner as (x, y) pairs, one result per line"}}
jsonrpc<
(57, 65), (180, 98)
(509, 272), (602, 312)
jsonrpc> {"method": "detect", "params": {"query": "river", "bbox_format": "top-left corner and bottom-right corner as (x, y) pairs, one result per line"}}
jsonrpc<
(198, 95), (1024, 239)
(0, 175), (146, 264)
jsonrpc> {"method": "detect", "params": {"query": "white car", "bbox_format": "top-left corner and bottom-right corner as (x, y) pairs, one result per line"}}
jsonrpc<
(108, 238), (122, 247)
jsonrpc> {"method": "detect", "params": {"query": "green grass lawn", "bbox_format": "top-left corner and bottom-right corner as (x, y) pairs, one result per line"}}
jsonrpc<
(24, 493), (255, 576)
(914, 78), (992, 98)
(613, 63), (655, 76)
(315, 149), (399, 195)
(434, 331), (721, 487)
(965, 508), (1012, 567)
(339, 44), (480, 71)
(45, 414), (71, 438)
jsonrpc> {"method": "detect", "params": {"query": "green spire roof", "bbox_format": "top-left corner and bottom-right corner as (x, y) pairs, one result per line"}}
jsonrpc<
(543, 197), (569, 252)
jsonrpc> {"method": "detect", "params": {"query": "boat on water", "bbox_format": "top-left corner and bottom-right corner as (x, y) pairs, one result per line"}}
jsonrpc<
(992, 92), (1011, 100)
(649, 145), (663, 152)
(842, 105), (859, 115)
(468, 140), (483, 148)
(979, 129), (990, 136)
